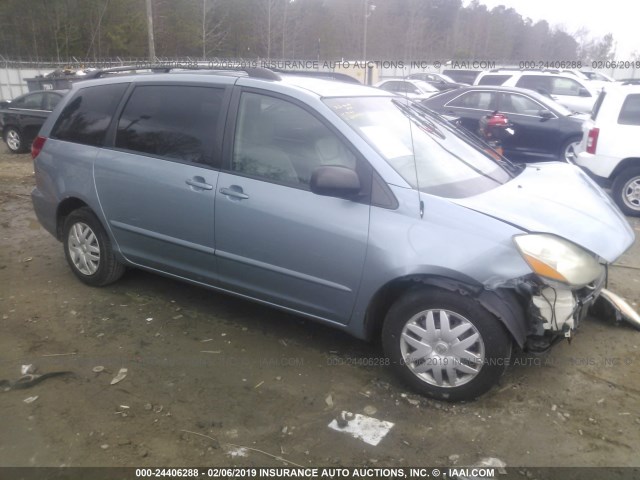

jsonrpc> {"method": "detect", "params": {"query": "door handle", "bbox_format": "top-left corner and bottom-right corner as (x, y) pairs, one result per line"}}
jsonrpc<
(220, 186), (249, 200)
(186, 177), (213, 190)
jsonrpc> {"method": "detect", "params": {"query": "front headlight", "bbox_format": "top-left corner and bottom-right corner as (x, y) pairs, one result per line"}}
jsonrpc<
(513, 234), (603, 286)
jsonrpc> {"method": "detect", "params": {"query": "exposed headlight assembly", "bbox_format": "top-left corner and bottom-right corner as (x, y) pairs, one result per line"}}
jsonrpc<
(513, 234), (604, 287)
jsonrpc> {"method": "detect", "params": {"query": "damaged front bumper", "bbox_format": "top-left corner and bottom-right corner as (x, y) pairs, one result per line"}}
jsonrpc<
(520, 270), (607, 353)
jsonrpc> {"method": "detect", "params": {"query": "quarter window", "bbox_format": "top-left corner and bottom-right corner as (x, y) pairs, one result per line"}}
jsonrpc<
(618, 94), (640, 125)
(52, 84), (128, 147)
(232, 92), (357, 188)
(115, 85), (224, 164)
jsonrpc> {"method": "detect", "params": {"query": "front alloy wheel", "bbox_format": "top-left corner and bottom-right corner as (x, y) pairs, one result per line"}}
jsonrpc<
(5, 127), (25, 153)
(383, 287), (512, 401)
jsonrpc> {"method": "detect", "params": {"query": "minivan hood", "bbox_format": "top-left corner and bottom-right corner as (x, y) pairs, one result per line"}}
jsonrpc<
(450, 163), (635, 263)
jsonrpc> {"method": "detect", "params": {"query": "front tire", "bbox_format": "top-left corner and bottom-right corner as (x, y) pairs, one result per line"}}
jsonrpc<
(382, 287), (512, 401)
(611, 166), (640, 216)
(5, 127), (26, 153)
(63, 207), (125, 286)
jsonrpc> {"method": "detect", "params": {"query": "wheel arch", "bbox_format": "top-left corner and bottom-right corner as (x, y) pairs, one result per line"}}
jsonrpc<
(363, 274), (528, 348)
(56, 197), (90, 240)
(610, 157), (640, 180)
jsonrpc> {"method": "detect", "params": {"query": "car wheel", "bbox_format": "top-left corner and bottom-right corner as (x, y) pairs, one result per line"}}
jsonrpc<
(382, 287), (512, 401)
(63, 207), (125, 286)
(561, 137), (581, 163)
(612, 166), (640, 216)
(4, 127), (26, 153)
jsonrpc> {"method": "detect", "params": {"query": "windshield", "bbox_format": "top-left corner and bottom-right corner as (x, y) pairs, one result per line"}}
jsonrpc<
(325, 96), (515, 198)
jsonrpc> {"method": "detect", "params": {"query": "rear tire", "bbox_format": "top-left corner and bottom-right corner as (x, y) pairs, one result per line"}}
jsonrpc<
(63, 207), (125, 286)
(4, 127), (26, 153)
(560, 137), (581, 163)
(382, 287), (512, 401)
(611, 167), (640, 217)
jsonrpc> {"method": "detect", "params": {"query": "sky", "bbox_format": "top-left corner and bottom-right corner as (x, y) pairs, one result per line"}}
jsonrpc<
(476, 0), (640, 58)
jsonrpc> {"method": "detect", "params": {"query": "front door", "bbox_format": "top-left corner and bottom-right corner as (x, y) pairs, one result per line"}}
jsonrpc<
(214, 91), (371, 323)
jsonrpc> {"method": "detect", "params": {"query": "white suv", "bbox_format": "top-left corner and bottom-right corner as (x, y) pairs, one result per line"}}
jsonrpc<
(575, 84), (640, 216)
(474, 70), (599, 113)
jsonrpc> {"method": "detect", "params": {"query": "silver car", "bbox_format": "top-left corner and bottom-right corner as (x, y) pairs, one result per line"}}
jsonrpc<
(31, 68), (634, 401)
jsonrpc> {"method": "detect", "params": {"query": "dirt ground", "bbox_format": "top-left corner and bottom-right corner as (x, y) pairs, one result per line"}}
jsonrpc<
(1, 146), (639, 472)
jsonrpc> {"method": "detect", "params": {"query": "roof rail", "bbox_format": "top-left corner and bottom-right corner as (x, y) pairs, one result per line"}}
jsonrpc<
(83, 64), (282, 81)
(271, 69), (360, 84)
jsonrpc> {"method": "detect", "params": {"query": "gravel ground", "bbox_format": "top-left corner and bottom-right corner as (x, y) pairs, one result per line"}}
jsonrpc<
(1, 146), (639, 474)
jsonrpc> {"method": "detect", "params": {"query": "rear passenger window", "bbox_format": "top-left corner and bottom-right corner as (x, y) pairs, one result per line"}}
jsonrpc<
(618, 94), (640, 125)
(115, 85), (223, 164)
(52, 84), (128, 147)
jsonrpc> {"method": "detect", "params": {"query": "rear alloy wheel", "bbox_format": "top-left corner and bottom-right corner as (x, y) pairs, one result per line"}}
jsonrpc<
(612, 166), (640, 216)
(382, 287), (512, 401)
(63, 207), (125, 286)
(561, 137), (581, 163)
(5, 127), (26, 153)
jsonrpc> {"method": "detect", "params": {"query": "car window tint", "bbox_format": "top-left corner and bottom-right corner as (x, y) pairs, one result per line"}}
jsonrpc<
(618, 94), (640, 125)
(403, 83), (420, 94)
(500, 93), (544, 116)
(232, 92), (357, 188)
(477, 75), (511, 86)
(52, 84), (128, 147)
(42, 93), (62, 111)
(551, 77), (587, 97)
(448, 91), (496, 110)
(515, 75), (552, 95)
(115, 85), (223, 164)
(379, 82), (396, 92)
(12, 93), (44, 109)
(591, 91), (606, 120)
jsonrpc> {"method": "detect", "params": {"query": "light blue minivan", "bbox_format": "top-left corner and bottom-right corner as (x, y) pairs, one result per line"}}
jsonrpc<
(31, 68), (634, 400)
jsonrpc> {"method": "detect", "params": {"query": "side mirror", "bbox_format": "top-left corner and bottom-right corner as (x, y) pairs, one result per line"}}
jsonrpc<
(310, 166), (361, 199)
(578, 87), (591, 97)
(538, 110), (554, 120)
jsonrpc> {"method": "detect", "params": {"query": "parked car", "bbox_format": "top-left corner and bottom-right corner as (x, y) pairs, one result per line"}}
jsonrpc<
(442, 69), (481, 85)
(617, 78), (640, 86)
(423, 86), (586, 163)
(575, 84), (640, 216)
(474, 70), (598, 113)
(407, 72), (463, 91)
(0, 90), (67, 153)
(374, 78), (439, 100)
(31, 68), (634, 401)
(581, 71), (615, 82)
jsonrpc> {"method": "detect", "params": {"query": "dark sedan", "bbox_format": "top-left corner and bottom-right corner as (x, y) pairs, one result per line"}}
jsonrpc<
(422, 86), (586, 163)
(1, 90), (67, 153)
